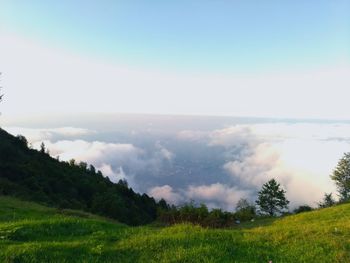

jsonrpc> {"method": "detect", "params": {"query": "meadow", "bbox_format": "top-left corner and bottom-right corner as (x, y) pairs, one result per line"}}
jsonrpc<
(0, 196), (349, 263)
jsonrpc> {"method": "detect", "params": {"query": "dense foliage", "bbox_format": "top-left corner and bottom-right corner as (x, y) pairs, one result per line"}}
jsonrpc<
(0, 128), (166, 225)
(330, 152), (350, 201)
(256, 179), (289, 216)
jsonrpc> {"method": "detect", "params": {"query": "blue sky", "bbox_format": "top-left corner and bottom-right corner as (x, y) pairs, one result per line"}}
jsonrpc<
(2, 1), (349, 72)
(0, 1), (349, 117)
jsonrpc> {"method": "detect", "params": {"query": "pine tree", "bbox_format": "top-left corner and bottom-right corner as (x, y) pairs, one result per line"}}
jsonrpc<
(330, 152), (350, 201)
(256, 179), (289, 216)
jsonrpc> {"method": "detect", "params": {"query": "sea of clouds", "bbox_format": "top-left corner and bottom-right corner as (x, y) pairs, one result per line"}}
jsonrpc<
(5, 114), (350, 211)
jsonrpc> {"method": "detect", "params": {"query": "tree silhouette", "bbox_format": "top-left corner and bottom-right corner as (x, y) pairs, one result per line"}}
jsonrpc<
(40, 142), (46, 153)
(256, 179), (289, 216)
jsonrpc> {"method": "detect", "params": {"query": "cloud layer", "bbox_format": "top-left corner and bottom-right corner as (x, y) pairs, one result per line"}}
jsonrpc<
(6, 118), (350, 210)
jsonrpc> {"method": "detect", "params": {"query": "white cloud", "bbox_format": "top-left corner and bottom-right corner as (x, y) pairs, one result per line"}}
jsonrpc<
(34, 140), (142, 165)
(148, 185), (183, 204)
(223, 142), (287, 188)
(150, 183), (253, 211)
(5, 126), (92, 143)
(30, 139), (144, 184)
(209, 123), (349, 207)
(25, 135), (175, 187)
(177, 130), (209, 141)
(209, 126), (258, 148)
(155, 142), (174, 161)
(186, 183), (252, 211)
(98, 164), (126, 183)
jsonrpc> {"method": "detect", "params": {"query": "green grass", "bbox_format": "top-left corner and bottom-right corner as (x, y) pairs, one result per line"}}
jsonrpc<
(0, 196), (349, 262)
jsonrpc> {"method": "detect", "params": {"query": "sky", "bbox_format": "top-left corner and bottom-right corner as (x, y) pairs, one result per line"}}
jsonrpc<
(0, 0), (349, 118)
(1, 1), (350, 210)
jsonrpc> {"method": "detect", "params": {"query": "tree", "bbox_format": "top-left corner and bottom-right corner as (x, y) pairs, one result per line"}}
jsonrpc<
(330, 152), (350, 201)
(40, 142), (46, 153)
(69, 159), (76, 166)
(78, 161), (88, 170)
(89, 164), (96, 174)
(256, 179), (289, 216)
(16, 135), (28, 149)
(118, 179), (128, 188)
(235, 198), (256, 221)
(158, 198), (169, 210)
(236, 198), (252, 211)
(318, 193), (336, 208)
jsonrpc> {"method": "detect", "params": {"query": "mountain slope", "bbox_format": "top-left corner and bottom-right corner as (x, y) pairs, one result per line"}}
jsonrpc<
(0, 196), (349, 262)
(0, 128), (166, 225)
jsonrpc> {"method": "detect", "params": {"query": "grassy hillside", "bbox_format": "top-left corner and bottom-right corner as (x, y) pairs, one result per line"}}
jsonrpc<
(0, 197), (349, 262)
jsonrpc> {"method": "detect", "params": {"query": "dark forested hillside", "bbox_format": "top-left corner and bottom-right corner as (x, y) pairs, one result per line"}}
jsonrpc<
(0, 128), (167, 225)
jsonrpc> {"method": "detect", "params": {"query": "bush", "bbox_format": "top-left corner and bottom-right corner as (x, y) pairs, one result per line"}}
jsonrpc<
(294, 205), (313, 214)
